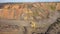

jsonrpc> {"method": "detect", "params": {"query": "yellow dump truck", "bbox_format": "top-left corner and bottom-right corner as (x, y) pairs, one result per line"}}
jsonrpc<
(0, 3), (60, 34)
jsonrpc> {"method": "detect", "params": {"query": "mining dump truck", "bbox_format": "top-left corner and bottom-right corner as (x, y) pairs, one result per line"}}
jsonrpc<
(0, 3), (60, 34)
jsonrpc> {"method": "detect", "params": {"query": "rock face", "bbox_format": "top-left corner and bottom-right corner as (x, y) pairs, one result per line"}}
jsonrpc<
(56, 3), (60, 11)
(0, 3), (60, 34)
(0, 3), (59, 20)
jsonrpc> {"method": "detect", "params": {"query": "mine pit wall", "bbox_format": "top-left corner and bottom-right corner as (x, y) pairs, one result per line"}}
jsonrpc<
(0, 2), (60, 19)
(0, 3), (60, 34)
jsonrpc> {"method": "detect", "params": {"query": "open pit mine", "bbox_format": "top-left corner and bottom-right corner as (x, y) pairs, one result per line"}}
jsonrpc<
(0, 2), (60, 34)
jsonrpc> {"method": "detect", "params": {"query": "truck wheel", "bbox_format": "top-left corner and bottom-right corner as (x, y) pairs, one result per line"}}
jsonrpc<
(46, 18), (60, 34)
